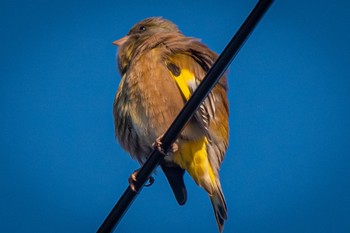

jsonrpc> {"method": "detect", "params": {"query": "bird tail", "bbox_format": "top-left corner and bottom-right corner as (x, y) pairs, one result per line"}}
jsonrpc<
(210, 185), (227, 233)
(161, 163), (187, 205)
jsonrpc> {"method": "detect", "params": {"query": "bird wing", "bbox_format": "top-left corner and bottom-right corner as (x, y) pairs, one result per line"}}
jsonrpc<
(163, 39), (229, 167)
(166, 54), (214, 141)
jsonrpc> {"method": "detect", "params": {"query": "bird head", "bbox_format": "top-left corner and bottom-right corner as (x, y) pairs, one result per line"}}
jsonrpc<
(113, 17), (182, 74)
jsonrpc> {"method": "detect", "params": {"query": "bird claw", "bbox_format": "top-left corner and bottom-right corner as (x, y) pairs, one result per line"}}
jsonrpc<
(144, 176), (155, 187)
(128, 169), (155, 192)
(152, 135), (178, 156)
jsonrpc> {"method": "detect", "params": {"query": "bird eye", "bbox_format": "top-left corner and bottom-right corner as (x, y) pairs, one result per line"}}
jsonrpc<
(139, 26), (146, 32)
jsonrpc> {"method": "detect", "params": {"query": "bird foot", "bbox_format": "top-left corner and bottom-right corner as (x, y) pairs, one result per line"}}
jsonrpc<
(152, 135), (178, 156)
(128, 169), (155, 192)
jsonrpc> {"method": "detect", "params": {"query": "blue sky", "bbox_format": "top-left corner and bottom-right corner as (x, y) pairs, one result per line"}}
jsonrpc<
(1, 0), (349, 232)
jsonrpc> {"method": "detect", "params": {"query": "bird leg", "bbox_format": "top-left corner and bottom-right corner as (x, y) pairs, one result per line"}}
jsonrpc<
(152, 135), (178, 156)
(128, 169), (155, 192)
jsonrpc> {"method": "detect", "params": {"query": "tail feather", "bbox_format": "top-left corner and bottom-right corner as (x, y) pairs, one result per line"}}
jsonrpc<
(161, 163), (187, 205)
(210, 187), (227, 233)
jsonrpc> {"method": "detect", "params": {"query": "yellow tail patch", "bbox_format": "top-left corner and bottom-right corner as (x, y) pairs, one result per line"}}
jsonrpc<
(173, 137), (216, 194)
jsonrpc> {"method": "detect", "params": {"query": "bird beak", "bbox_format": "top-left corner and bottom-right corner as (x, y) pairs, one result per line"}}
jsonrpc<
(112, 35), (129, 46)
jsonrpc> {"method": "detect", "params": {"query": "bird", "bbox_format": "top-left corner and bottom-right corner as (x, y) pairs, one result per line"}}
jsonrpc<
(112, 17), (229, 232)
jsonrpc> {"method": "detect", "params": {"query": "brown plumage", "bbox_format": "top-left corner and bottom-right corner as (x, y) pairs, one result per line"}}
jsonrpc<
(113, 17), (229, 232)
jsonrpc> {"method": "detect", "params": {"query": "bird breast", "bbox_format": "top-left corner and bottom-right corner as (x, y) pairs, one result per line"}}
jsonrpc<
(122, 49), (187, 145)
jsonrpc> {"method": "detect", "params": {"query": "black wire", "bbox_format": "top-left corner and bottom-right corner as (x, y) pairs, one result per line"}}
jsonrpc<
(97, 1), (274, 232)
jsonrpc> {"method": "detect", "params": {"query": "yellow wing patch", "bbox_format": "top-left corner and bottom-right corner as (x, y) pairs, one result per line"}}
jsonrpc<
(168, 66), (194, 100)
